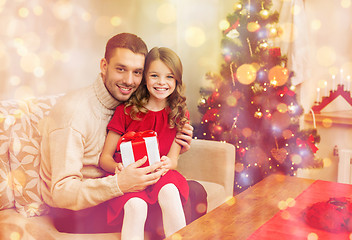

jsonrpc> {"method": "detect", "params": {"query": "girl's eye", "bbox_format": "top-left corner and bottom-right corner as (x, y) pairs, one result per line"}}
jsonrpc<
(151, 74), (158, 78)
(167, 75), (174, 79)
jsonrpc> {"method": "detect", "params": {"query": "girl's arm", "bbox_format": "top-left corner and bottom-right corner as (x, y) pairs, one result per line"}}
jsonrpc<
(162, 136), (182, 170)
(99, 130), (121, 174)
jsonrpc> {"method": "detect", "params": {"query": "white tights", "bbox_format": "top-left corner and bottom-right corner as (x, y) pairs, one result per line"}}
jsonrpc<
(121, 183), (186, 240)
(121, 197), (147, 240)
(158, 183), (186, 237)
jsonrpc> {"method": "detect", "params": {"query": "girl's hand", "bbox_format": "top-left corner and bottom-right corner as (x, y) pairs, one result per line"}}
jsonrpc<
(160, 156), (172, 175)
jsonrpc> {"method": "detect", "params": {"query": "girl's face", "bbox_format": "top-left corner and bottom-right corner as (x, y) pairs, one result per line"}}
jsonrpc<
(145, 59), (176, 106)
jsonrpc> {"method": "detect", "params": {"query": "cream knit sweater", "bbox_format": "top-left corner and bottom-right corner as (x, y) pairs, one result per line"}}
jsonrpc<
(40, 76), (124, 210)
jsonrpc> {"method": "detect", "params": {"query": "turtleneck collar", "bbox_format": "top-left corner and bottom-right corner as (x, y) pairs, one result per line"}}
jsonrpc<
(93, 74), (120, 110)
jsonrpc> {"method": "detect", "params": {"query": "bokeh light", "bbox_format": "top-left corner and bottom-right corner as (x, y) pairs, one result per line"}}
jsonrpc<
(184, 27), (206, 47)
(268, 66), (289, 86)
(291, 154), (302, 165)
(278, 200), (288, 210)
(219, 19), (230, 31)
(226, 196), (236, 206)
(53, 0), (73, 20)
(341, 62), (352, 76)
(272, 111), (291, 129)
(20, 53), (41, 73)
(236, 64), (257, 85)
(81, 11), (91, 22)
(110, 16), (122, 27)
(323, 157), (331, 167)
(157, 3), (176, 24)
(310, 19), (321, 31)
(196, 202), (207, 214)
(277, 103), (288, 113)
(247, 21), (260, 32)
(316, 46), (336, 67)
(291, 4), (302, 15)
(282, 129), (293, 139)
(341, 0), (351, 8)
(18, 7), (29, 18)
(280, 210), (291, 220)
(226, 95), (237, 106)
(242, 127), (252, 138)
(286, 198), (296, 207)
(171, 233), (182, 240)
(10, 231), (21, 240)
(322, 118), (333, 128)
(33, 5), (43, 16)
(307, 232), (319, 240)
(235, 162), (244, 173)
(11, 168), (27, 189)
(9, 76), (21, 86)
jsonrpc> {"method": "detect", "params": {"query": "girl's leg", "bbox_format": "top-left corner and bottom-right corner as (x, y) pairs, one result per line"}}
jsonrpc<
(121, 197), (148, 240)
(158, 183), (186, 237)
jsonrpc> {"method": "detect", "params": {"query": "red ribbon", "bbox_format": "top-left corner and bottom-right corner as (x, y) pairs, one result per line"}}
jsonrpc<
(296, 134), (319, 153)
(224, 19), (240, 34)
(277, 86), (295, 96)
(117, 130), (157, 151)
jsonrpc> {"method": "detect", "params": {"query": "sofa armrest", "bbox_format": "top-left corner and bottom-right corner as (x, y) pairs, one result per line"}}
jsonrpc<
(176, 139), (235, 198)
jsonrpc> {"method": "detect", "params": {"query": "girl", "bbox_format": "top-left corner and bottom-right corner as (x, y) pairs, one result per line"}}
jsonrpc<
(99, 47), (189, 239)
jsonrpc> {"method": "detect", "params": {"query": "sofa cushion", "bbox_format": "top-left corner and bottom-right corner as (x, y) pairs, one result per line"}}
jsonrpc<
(195, 180), (227, 213)
(0, 100), (21, 210)
(9, 136), (49, 217)
(7, 96), (61, 217)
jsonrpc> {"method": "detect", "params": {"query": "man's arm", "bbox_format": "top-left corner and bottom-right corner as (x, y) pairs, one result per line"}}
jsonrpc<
(45, 127), (166, 210)
(47, 128), (123, 210)
(175, 123), (193, 154)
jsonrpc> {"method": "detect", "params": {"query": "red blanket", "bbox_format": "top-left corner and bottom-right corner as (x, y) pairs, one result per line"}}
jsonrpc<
(248, 180), (352, 240)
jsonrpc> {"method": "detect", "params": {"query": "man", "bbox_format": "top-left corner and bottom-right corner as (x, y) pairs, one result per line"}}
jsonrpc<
(39, 33), (206, 237)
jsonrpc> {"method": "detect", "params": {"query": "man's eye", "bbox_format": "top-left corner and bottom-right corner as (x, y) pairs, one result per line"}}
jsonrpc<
(134, 71), (142, 76)
(117, 68), (125, 72)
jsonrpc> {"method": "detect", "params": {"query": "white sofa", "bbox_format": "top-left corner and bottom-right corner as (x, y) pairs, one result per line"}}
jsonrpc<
(0, 95), (235, 240)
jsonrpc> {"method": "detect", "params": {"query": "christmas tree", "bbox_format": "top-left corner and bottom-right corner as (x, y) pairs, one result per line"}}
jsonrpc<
(195, 0), (322, 194)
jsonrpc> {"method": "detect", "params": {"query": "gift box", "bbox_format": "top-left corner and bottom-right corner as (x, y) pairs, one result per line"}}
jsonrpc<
(118, 130), (160, 168)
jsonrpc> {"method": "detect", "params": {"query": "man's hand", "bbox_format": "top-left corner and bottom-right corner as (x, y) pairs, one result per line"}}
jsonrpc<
(116, 156), (166, 193)
(175, 123), (193, 154)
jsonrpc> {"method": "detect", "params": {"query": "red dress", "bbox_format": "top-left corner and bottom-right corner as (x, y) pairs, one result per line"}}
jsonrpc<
(106, 104), (189, 225)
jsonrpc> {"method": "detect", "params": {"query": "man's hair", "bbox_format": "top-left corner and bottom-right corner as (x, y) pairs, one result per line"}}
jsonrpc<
(104, 33), (148, 62)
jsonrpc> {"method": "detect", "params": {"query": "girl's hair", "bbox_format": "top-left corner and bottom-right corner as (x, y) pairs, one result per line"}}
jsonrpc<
(104, 33), (148, 62)
(125, 47), (188, 131)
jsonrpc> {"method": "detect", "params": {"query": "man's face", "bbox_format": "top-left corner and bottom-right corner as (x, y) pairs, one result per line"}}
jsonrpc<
(100, 48), (145, 103)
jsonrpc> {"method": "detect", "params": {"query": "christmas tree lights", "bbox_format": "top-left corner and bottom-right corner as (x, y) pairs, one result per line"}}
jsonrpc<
(195, 0), (322, 194)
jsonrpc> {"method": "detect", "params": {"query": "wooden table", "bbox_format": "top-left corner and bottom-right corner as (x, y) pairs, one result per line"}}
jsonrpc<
(165, 174), (315, 240)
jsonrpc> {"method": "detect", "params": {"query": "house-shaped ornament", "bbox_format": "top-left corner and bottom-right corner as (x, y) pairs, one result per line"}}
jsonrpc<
(308, 84), (352, 125)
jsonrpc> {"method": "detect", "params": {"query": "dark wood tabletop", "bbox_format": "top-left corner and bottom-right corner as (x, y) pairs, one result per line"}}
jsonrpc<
(165, 174), (315, 240)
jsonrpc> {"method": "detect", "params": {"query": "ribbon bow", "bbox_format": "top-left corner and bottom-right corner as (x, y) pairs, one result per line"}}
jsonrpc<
(224, 19), (240, 34)
(296, 134), (319, 153)
(117, 130), (157, 151)
(277, 86), (295, 97)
